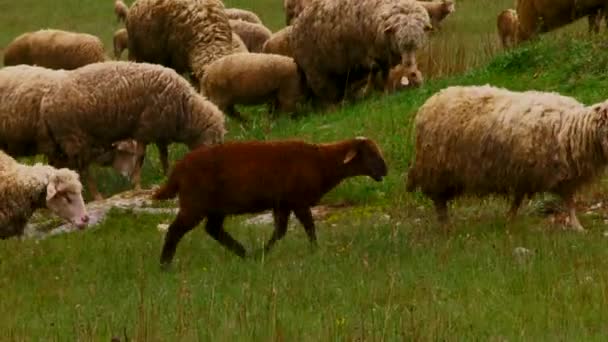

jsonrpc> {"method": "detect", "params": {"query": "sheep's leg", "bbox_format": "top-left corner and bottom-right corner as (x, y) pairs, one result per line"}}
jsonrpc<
(157, 143), (169, 175)
(293, 207), (318, 248)
(507, 193), (524, 221)
(263, 208), (291, 254)
(84, 167), (104, 201)
(432, 198), (449, 227)
(131, 153), (144, 190)
(160, 211), (201, 268)
(205, 213), (247, 258)
(562, 194), (586, 233)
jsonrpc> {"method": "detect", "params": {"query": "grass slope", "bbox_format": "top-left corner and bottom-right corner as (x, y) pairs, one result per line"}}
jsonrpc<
(2, 0), (608, 340)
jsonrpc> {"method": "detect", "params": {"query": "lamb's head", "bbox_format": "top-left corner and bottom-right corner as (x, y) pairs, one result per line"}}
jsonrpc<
(45, 168), (89, 229)
(111, 139), (145, 179)
(184, 95), (227, 149)
(387, 63), (423, 92)
(342, 137), (388, 182)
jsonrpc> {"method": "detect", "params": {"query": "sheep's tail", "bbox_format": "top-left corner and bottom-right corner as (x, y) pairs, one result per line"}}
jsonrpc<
(115, 0), (129, 23)
(153, 177), (179, 200)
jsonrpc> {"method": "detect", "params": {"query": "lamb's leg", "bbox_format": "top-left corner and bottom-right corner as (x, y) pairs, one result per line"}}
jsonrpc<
(157, 143), (169, 175)
(562, 194), (586, 232)
(160, 211), (201, 268)
(131, 153), (144, 190)
(263, 208), (291, 253)
(293, 207), (318, 249)
(432, 198), (449, 227)
(205, 213), (247, 258)
(507, 193), (525, 221)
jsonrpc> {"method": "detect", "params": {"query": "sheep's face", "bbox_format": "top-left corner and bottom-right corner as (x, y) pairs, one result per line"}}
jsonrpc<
(388, 63), (423, 92)
(111, 139), (145, 179)
(45, 170), (89, 229)
(344, 137), (388, 181)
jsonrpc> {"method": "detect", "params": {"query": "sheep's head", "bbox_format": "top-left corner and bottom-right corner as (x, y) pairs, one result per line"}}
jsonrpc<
(343, 137), (388, 181)
(387, 62), (423, 92)
(45, 169), (89, 229)
(383, 5), (432, 56)
(111, 139), (145, 179)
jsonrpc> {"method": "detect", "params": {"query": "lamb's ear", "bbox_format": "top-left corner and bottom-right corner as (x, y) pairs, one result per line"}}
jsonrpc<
(344, 148), (358, 164)
(46, 178), (58, 201)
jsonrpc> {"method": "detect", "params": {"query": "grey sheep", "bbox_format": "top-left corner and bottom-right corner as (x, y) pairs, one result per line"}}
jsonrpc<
(406, 85), (608, 232)
(3, 29), (107, 70)
(229, 19), (272, 53)
(290, 0), (432, 106)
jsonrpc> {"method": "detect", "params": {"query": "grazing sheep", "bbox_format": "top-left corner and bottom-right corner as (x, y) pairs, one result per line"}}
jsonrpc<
(0, 150), (89, 239)
(229, 19), (272, 53)
(225, 7), (263, 24)
(406, 85), (608, 232)
(125, 0), (233, 88)
(113, 28), (129, 59)
(497, 9), (519, 49)
(230, 32), (249, 53)
(417, 0), (455, 30)
(3, 29), (107, 70)
(115, 0), (129, 22)
(516, 0), (607, 41)
(262, 25), (293, 57)
(291, 0), (432, 105)
(153, 137), (388, 266)
(284, 0), (312, 25)
(201, 53), (305, 121)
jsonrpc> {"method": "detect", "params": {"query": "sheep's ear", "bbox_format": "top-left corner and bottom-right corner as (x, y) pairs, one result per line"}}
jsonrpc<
(46, 180), (58, 201)
(344, 148), (358, 164)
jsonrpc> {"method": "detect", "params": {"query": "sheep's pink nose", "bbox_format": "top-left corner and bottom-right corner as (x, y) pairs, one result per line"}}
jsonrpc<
(82, 215), (90, 223)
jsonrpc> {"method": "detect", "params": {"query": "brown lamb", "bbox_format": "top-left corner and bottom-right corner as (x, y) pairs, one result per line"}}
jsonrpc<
(152, 137), (388, 267)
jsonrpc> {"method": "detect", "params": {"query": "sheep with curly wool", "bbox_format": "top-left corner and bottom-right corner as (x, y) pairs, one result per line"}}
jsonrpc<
(3, 29), (108, 70)
(201, 52), (305, 121)
(406, 85), (608, 232)
(39, 61), (226, 198)
(0, 150), (89, 239)
(283, 0), (312, 25)
(113, 28), (129, 59)
(262, 25), (293, 57)
(290, 0), (431, 105)
(225, 7), (263, 24)
(124, 0), (233, 88)
(229, 19), (272, 53)
(152, 137), (388, 266)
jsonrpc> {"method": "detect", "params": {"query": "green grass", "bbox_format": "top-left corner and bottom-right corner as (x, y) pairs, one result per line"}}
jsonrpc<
(3, 0), (608, 340)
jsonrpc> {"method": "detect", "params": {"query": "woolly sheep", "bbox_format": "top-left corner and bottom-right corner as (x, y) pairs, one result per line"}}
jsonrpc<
(290, 0), (432, 105)
(516, 0), (607, 41)
(283, 0), (312, 25)
(417, 0), (455, 30)
(0, 150), (89, 239)
(497, 9), (519, 49)
(225, 7), (263, 24)
(262, 26), (293, 57)
(201, 52), (305, 121)
(39, 61), (226, 194)
(113, 28), (129, 60)
(3, 29), (107, 70)
(125, 0), (233, 88)
(406, 85), (608, 232)
(153, 137), (388, 266)
(229, 19), (272, 53)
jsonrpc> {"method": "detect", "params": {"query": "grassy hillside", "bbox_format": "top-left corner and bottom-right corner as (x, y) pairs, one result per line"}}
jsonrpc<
(2, 0), (608, 340)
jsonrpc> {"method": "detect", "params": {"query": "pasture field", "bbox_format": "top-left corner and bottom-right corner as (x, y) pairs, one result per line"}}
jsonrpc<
(2, 0), (608, 340)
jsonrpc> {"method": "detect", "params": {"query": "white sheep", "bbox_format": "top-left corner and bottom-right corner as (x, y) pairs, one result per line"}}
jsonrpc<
(0, 150), (89, 239)
(201, 52), (305, 121)
(406, 85), (608, 232)
(3, 29), (107, 70)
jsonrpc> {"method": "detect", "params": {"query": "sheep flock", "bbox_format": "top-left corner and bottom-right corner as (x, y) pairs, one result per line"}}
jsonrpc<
(1, 0), (607, 270)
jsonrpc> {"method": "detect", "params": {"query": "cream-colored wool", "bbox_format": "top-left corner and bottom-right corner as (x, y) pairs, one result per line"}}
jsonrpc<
(0, 150), (85, 238)
(406, 85), (608, 231)
(125, 0), (233, 86)
(225, 8), (263, 24)
(262, 26), (293, 57)
(291, 0), (431, 104)
(202, 52), (304, 121)
(229, 19), (272, 53)
(113, 28), (129, 59)
(3, 29), (107, 70)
